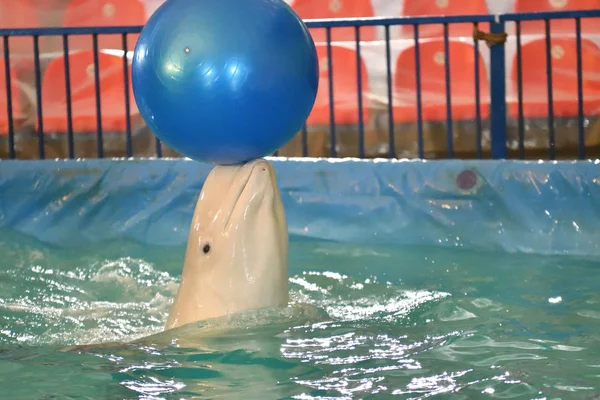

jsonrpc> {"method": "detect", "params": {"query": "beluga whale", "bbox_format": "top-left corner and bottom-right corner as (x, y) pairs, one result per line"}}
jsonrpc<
(64, 158), (325, 351)
(165, 158), (290, 330)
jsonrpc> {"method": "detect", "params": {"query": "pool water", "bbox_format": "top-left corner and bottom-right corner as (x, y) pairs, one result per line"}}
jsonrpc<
(1, 230), (599, 399)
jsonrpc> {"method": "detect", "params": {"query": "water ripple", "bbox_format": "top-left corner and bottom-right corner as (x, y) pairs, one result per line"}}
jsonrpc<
(1, 236), (600, 399)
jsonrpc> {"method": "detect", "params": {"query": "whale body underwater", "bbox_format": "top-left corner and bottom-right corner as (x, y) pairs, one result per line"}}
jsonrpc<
(66, 158), (326, 350)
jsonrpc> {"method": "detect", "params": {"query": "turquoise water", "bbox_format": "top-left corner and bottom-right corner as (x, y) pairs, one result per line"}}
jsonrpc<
(0, 230), (599, 399)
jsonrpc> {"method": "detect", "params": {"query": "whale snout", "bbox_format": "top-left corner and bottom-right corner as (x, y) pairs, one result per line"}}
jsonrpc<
(247, 158), (273, 174)
(245, 159), (278, 193)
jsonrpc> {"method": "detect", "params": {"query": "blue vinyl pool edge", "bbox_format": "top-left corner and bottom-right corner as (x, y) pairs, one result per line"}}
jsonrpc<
(1, 157), (599, 256)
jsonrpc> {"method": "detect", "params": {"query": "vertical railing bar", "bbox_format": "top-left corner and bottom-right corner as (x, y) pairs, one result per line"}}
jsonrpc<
(544, 19), (555, 160)
(575, 17), (585, 160)
(355, 26), (364, 158)
(326, 27), (336, 158)
(155, 137), (163, 157)
(516, 21), (525, 159)
(473, 23), (482, 159)
(2, 36), (15, 159)
(489, 19), (507, 159)
(384, 24), (395, 158)
(62, 34), (74, 159)
(443, 23), (453, 158)
(414, 24), (424, 159)
(301, 124), (308, 157)
(122, 33), (133, 158)
(92, 33), (103, 158)
(33, 35), (44, 159)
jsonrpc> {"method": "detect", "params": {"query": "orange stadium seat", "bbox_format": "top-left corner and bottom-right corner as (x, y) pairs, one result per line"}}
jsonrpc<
(400, 0), (489, 38)
(306, 44), (369, 126)
(393, 40), (490, 123)
(290, 0), (377, 42)
(0, 0), (40, 55)
(39, 50), (138, 134)
(513, 0), (600, 34)
(0, 59), (23, 135)
(508, 37), (600, 119)
(62, 0), (146, 51)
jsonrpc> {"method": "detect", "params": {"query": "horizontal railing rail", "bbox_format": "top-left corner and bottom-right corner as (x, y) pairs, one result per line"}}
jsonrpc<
(0, 13), (498, 36)
(0, 9), (599, 161)
(304, 15), (496, 27)
(0, 26), (143, 36)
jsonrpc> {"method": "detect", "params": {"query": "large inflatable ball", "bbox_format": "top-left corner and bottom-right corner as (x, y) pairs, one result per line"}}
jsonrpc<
(132, 0), (319, 164)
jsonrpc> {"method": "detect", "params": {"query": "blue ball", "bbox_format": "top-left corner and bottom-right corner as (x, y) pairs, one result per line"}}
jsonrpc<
(132, 0), (319, 165)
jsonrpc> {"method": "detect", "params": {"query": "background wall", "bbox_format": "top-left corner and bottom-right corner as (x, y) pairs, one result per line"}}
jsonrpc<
(1, 0), (600, 161)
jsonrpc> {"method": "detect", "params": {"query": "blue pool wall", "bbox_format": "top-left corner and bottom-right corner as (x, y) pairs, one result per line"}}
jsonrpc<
(1, 158), (599, 256)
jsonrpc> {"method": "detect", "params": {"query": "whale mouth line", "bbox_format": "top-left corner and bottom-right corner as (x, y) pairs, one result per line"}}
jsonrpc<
(220, 164), (254, 231)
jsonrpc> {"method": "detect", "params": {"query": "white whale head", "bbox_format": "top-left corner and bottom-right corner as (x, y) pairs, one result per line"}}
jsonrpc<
(165, 158), (289, 330)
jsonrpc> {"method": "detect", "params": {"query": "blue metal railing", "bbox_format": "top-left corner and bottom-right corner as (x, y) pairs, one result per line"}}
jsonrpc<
(1, 10), (600, 161)
(0, 26), (141, 159)
(302, 15), (496, 160)
(498, 9), (600, 160)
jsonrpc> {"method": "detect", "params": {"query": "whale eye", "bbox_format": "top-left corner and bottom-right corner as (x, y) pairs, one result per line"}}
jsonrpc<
(202, 243), (211, 254)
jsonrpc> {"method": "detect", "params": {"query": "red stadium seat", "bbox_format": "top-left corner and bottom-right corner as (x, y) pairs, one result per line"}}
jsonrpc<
(0, 0), (40, 55)
(400, 0), (489, 38)
(508, 37), (600, 118)
(62, 0), (146, 51)
(306, 44), (369, 126)
(393, 40), (490, 122)
(0, 59), (23, 135)
(39, 50), (138, 134)
(290, 0), (377, 42)
(513, 0), (600, 34)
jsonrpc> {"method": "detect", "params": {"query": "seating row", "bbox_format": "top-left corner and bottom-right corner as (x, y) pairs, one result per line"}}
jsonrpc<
(1, 34), (598, 137)
(3, 0), (600, 49)
(292, 0), (600, 42)
(310, 35), (600, 125)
